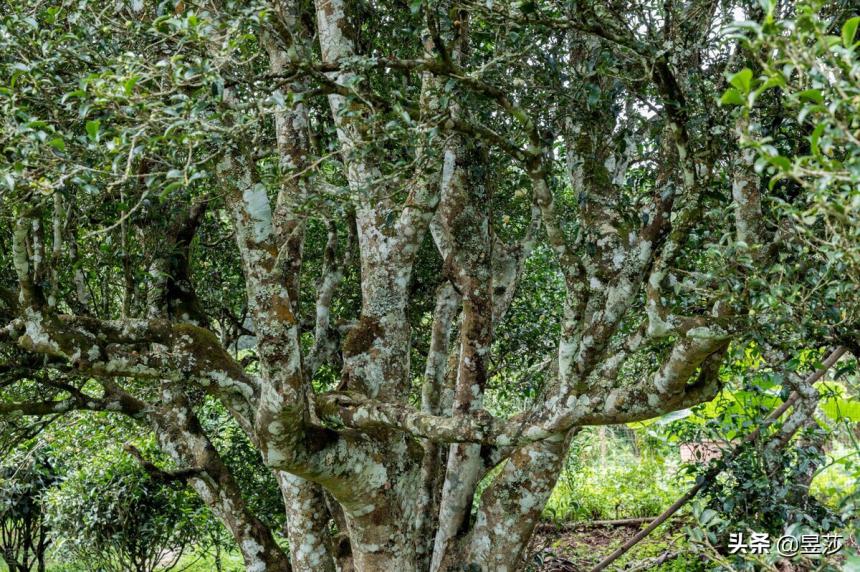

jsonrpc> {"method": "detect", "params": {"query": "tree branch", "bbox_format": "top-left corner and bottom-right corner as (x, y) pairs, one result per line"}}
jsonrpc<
(123, 444), (205, 484)
(7, 313), (257, 423)
(588, 346), (847, 572)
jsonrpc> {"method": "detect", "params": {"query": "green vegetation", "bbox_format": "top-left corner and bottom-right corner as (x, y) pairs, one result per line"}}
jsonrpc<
(544, 428), (683, 523)
(1, 0), (858, 570)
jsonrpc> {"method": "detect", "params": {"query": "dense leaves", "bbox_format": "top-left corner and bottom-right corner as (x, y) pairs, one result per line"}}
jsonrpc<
(44, 448), (206, 572)
(1, 0), (859, 570)
(0, 450), (56, 572)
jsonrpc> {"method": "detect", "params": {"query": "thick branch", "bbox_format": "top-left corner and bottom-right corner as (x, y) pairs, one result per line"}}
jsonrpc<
(7, 312), (257, 423)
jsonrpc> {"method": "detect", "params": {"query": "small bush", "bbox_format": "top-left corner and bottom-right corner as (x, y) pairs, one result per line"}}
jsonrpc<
(44, 448), (205, 572)
(0, 449), (58, 572)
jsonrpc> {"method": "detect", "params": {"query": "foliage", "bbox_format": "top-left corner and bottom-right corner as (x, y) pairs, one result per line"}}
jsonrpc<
(658, 346), (858, 569)
(198, 398), (285, 531)
(811, 442), (860, 509)
(43, 447), (205, 572)
(1, 0), (859, 569)
(0, 449), (57, 572)
(488, 245), (566, 411)
(705, 3), (860, 565)
(724, 0), (860, 348)
(544, 427), (682, 522)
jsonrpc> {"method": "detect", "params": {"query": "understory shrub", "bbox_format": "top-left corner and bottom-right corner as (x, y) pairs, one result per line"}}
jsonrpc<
(0, 450), (57, 572)
(44, 447), (206, 572)
(544, 428), (682, 522)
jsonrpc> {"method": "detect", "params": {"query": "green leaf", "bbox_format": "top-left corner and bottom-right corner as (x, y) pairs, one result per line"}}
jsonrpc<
(409, 0), (422, 14)
(798, 89), (823, 105)
(61, 89), (86, 104)
(47, 138), (66, 152)
(842, 16), (860, 48)
(719, 88), (745, 106)
(810, 122), (825, 157)
(123, 76), (139, 96)
(160, 181), (183, 198)
(699, 508), (717, 526)
(751, 75), (785, 103)
(85, 119), (100, 142)
(819, 396), (860, 422)
(766, 155), (792, 171)
(729, 68), (753, 94)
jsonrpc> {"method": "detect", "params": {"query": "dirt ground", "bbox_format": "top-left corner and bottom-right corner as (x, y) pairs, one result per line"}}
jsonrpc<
(523, 522), (857, 572)
(523, 521), (686, 572)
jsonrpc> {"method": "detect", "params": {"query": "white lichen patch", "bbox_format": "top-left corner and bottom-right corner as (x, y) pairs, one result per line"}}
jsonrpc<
(241, 184), (274, 243)
(240, 538), (267, 572)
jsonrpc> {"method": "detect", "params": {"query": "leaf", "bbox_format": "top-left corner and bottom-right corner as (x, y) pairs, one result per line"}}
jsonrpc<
(720, 88), (745, 106)
(768, 173), (786, 190)
(729, 68), (753, 94)
(798, 89), (823, 105)
(757, 75), (785, 93)
(123, 76), (139, 96)
(750, 75), (786, 106)
(842, 16), (860, 48)
(409, 0), (422, 14)
(85, 119), (100, 142)
(159, 181), (183, 198)
(655, 408), (694, 425)
(819, 395), (860, 422)
(61, 89), (86, 104)
(47, 138), (66, 152)
(766, 155), (792, 171)
(810, 122), (825, 157)
(699, 508), (717, 526)
(822, 35), (842, 49)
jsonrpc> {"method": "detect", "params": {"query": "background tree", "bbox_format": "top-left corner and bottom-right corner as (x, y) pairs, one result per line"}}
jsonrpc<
(0, 450), (56, 572)
(44, 446), (205, 572)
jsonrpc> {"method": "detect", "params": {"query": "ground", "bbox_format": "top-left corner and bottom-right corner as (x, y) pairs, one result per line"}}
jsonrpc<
(525, 521), (695, 571)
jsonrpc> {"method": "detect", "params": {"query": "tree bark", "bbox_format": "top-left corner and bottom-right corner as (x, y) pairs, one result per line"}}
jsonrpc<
(151, 387), (293, 572)
(278, 473), (337, 572)
(463, 431), (576, 572)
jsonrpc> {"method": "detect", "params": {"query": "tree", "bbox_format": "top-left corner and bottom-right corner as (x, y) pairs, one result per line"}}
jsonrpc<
(0, 1), (857, 571)
(0, 450), (56, 572)
(44, 447), (205, 572)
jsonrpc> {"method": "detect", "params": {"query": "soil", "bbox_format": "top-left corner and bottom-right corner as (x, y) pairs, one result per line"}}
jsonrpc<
(523, 521), (686, 572)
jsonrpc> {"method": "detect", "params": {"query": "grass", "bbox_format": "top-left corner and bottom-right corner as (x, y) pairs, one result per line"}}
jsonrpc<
(175, 550), (246, 572)
(0, 548), (248, 572)
(542, 429), (685, 523)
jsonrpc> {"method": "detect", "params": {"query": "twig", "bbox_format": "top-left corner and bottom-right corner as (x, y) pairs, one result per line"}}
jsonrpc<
(587, 347), (847, 572)
(622, 550), (679, 572)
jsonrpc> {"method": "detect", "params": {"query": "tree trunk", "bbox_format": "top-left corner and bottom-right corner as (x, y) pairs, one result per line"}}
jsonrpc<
(463, 432), (576, 572)
(344, 498), (422, 571)
(278, 473), (337, 572)
(151, 388), (293, 572)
